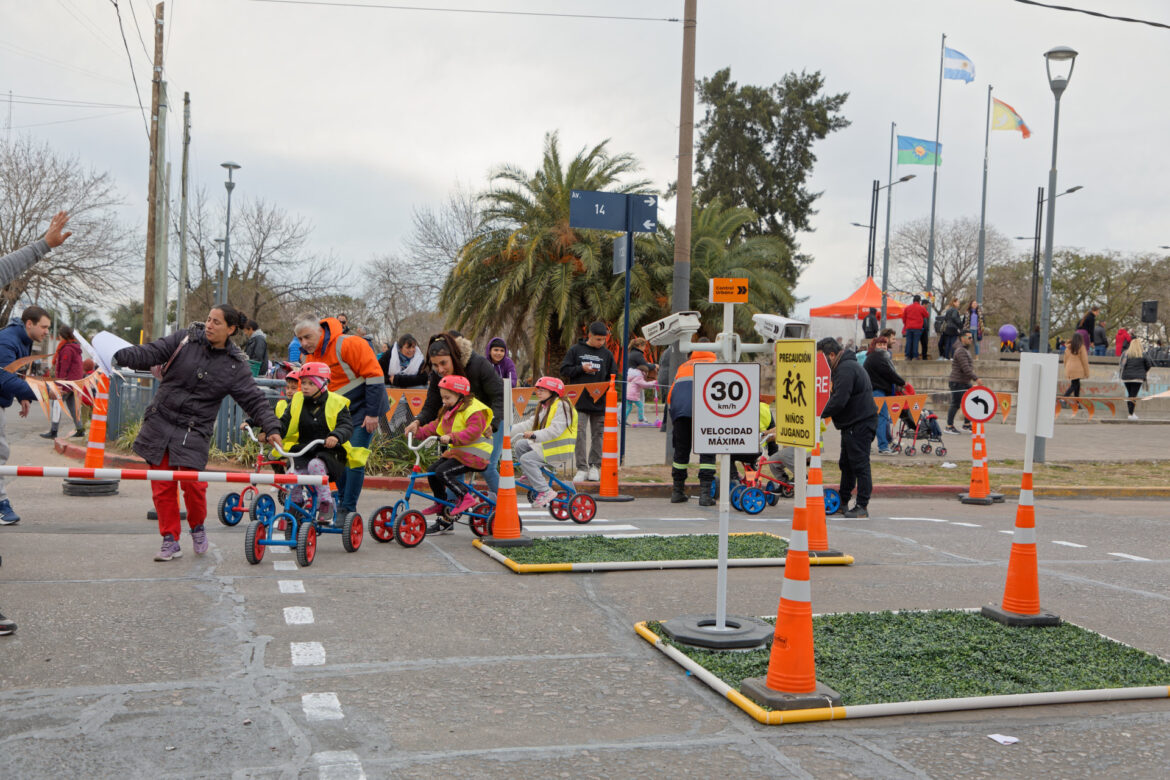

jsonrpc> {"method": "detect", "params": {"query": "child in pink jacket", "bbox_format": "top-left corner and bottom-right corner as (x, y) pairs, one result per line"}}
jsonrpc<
(625, 365), (658, 424)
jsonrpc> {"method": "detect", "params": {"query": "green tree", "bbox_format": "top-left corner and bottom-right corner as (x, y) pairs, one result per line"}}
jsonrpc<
(108, 300), (144, 344)
(693, 67), (849, 282)
(441, 132), (650, 373)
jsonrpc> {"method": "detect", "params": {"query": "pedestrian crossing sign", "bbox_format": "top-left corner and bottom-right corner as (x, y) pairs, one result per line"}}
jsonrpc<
(773, 339), (816, 448)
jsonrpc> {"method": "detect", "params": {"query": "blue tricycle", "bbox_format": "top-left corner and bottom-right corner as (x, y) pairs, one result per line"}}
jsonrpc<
(240, 428), (364, 567)
(515, 466), (596, 523)
(368, 434), (497, 547)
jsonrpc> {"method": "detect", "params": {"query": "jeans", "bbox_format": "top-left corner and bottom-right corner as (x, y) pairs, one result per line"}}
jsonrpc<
(625, 398), (645, 422)
(946, 381), (968, 427)
(940, 333), (956, 359)
(574, 410), (605, 471)
(904, 329), (921, 360)
(838, 418), (877, 508)
(484, 424), (503, 493)
(1094, 345), (1106, 356)
(873, 390), (890, 451)
(339, 424), (374, 512)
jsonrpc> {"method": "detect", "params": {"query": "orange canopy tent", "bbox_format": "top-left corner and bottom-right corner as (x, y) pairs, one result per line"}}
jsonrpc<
(809, 277), (905, 320)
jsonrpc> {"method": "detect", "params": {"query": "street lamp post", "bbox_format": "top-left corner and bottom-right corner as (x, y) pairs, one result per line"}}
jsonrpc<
(1015, 185), (1082, 345)
(219, 162), (241, 306)
(1036, 45), (1078, 464)
(212, 238), (225, 305)
(856, 174), (917, 328)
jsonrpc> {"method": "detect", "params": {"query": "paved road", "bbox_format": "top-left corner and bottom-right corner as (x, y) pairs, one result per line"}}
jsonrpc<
(1, 412), (1168, 778)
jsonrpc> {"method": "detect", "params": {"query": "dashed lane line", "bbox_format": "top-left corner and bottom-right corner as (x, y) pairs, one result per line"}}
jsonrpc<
(1109, 552), (1152, 561)
(284, 606), (314, 625)
(273, 560), (297, 571)
(302, 692), (345, 721)
(291, 642), (326, 666)
(950, 522), (982, 528)
(278, 580), (305, 594)
(522, 524), (641, 533)
(1053, 540), (1088, 548)
(314, 750), (365, 779)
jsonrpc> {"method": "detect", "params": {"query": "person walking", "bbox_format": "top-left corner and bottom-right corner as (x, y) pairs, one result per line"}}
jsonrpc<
(863, 336), (905, 456)
(294, 315), (386, 524)
(0, 305), (53, 526)
(115, 305), (283, 561)
(485, 337), (518, 387)
(817, 338), (878, 518)
(242, 320), (268, 376)
(902, 295), (927, 361)
(40, 324), (86, 439)
(560, 322), (615, 483)
(967, 300), (984, 355)
(1119, 337), (1153, 420)
(1092, 320), (1109, 357)
(1062, 332), (1090, 402)
(945, 330), (979, 435)
(667, 342), (717, 505)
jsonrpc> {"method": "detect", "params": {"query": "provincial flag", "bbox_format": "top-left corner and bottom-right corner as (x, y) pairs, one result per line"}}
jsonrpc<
(991, 97), (1032, 139)
(943, 47), (975, 83)
(897, 135), (941, 166)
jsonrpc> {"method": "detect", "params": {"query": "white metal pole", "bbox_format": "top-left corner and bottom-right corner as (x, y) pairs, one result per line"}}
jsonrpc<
(714, 300), (736, 630)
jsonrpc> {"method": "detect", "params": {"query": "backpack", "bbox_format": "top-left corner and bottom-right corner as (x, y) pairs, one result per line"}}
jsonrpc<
(933, 316), (945, 335)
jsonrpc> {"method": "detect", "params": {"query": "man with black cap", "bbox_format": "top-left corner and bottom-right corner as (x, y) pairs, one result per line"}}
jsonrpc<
(560, 321), (615, 483)
(817, 337), (877, 518)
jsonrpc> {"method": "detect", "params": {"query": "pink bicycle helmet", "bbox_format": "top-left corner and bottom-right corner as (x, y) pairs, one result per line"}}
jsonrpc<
(438, 374), (472, 396)
(297, 362), (331, 382)
(534, 376), (565, 397)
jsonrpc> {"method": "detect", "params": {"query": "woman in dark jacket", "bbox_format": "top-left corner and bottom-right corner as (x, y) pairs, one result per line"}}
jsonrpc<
(41, 324), (86, 439)
(380, 333), (429, 388)
(115, 305), (283, 562)
(1120, 337), (1154, 420)
(863, 336), (905, 455)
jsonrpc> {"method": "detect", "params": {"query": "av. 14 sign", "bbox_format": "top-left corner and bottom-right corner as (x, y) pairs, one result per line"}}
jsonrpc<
(692, 362), (760, 455)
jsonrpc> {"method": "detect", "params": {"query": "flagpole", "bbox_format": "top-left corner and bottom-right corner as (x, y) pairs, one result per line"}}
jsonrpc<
(975, 84), (993, 321)
(924, 32), (945, 356)
(880, 121), (895, 329)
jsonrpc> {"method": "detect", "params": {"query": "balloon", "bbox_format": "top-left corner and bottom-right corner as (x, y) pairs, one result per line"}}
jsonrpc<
(998, 324), (1018, 343)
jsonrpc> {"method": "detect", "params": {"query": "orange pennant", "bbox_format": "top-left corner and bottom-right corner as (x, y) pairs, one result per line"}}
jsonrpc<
(1082, 399), (1095, 419)
(887, 398), (904, 419)
(997, 392), (1012, 422)
(384, 387), (404, 422)
(564, 384), (584, 405)
(404, 389), (427, 414)
(585, 382), (608, 403)
(512, 387), (533, 418)
(4, 350), (56, 374)
(27, 379), (52, 421)
(907, 395), (924, 426)
(1054, 400), (1063, 417)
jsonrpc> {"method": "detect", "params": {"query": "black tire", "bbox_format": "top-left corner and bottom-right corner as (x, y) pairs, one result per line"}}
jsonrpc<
(244, 520), (266, 565)
(250, 493), (277, 525)
(218, 492), (244, 527)
(905, 447), (916, 456)
(296, 521), (317, 567)
(936, 447), (947, 457)
(369, 505), (396, 543)
(342, 511), (363, 552)
(394, 510), (427, 548)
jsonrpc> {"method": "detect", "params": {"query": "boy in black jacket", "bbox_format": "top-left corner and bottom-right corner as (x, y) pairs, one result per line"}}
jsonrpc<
(818, 338), (878, 518)
(559, 321), (615, 483)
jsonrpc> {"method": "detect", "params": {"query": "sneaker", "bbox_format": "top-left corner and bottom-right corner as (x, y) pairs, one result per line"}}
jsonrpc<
(878, 449), (893, 456)
(190, 525), (208, 555)
(843, 505), (869, 518)
(318, 505), (335, 526)
(71, 428), (88, 438)
(0, 500), (20, 525)
(154, 534), (182, 561)
(427, 518), (454, 535)
(421, 502), (444, 516)
(573, 470), (587, 483)
(1128, 414), (1139, 421)
(944, 426), (961, 435)
(0, 611), (15, 636)
(587, 466), (600, 481)
(39, 430), (58, 439)
(452, 493), (478, 515)
(532, 490), (557, 509)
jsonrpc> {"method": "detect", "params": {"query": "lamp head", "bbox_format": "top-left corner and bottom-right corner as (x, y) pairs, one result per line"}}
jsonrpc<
(898, 174), (917, 183)
(1064, 185), (1083, 194)
(1044, 46), (1078, 95)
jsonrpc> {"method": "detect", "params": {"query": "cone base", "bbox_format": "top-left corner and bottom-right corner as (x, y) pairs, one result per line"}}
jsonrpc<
(959, 493), (994, 506)
(980, 603), (1061, 627)
(990, 492), (1006, 503)
(592, 493), (635, 503)
(740, 676), (842, 710)
(146, 508), (186, 520)
(62, 478), (119, 497)
(488, 534), (534, 548)
(808, 548), (845, 559)
(661, 614), (772, 650)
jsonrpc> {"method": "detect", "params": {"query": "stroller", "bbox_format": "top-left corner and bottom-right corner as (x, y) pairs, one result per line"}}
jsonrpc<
(889, 384), (947, 457)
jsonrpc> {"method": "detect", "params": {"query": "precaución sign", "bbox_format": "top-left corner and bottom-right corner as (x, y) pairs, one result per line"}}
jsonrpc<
(692, 362), (760, 454)
(773, 339), (817, 449)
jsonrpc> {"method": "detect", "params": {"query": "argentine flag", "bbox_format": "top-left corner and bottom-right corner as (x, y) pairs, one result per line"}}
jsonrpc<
(944, 47), (975, 83)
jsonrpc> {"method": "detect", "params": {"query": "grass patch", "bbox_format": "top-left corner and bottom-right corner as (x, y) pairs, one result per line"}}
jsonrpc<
(499, 533), (788, 565)
(649, 610), (1170, 706)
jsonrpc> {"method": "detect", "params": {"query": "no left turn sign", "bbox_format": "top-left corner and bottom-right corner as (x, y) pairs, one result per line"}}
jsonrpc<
(961, 385), (998, 423)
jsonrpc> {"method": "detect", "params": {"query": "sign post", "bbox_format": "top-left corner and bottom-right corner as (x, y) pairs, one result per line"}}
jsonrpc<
(570, 190), (657, 464)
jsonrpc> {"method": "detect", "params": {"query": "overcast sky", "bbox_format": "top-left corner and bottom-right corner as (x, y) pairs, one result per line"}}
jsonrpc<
(5, 0), (1168, 325)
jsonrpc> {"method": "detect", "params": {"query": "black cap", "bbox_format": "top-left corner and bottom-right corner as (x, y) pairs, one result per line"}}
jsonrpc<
(588, 321), (609, 336)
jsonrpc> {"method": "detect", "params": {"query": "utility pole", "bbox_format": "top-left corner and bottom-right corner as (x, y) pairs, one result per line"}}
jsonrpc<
(177, 91), (190, 331)
(142, 2), (165, 343)
(152, 119), (170, 340)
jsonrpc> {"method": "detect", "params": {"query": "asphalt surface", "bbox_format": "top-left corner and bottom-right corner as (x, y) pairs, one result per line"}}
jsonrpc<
(1, 411), (1169, 779)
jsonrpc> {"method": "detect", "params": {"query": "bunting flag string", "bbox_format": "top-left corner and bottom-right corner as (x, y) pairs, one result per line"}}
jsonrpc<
(996, 392), (1013, 422)
(511, 387), (534, 418)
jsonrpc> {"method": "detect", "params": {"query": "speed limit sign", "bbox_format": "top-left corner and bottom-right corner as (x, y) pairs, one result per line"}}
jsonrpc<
(692, 363), (760, 454)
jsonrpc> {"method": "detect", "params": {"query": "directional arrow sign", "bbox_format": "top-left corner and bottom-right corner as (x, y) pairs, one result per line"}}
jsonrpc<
(961, 385), (998, 423)
(631, 194), (658, 233)
(569, 189), (628, 232)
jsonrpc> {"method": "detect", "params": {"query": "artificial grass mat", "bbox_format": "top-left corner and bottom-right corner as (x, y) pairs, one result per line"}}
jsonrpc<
(497, 533), (788, 565)
(648, 610), (1170, 706)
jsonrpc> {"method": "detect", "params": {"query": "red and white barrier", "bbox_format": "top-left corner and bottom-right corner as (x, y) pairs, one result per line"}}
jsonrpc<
(0, 466), (326, 485)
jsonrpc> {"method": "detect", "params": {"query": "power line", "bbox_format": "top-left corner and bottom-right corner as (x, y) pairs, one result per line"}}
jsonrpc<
(248, 0), (680, 23)
(1012, 0), (1170, 30)
(12, 109), (136, 130)
(0, 40), (125, 85)
(109, 1), (151, 142)
(4, 93), (141, 109)
(124, 0), (155, 65)
(56, 0), (122, 55)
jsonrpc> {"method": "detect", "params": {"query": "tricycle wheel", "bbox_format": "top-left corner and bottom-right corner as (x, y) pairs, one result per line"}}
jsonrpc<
(469, 503), (493, 537)
(526, 489), (538, 504)
(343, 511), (363, 552)
(823, 488), (842, 516)
(548, 491), (571, 520)
(730, 484), (745, 511)
(780, 483), (795, 499)
(394, 510), (427, 548)
(568, 493), (596, 524)
(250, 493), (277, 525)
(244, 520), (266, 565)
(369, 506), (395, 543)
(296, 522), (317, 567)
(741, 487), (767, 515)
(218, 492), (244, 526)
(710, 478), (719, 499)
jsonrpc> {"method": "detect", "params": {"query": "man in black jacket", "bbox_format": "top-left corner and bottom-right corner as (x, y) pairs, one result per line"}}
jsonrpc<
(818, 338), (878, 518)
(560, 322), (615, 483)
(863, 337), (905, 455)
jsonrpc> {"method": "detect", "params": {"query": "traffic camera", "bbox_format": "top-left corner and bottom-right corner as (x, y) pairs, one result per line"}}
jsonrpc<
(642, 311), (702, 346)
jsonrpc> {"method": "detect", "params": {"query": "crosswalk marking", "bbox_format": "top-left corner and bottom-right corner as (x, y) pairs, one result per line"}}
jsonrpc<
(302, 692), (344, 721)
(291, 642), (326, 666)
(279, 580), (305, 594)
(522, 523), (641, 533)
(1052, 540), (1087, 548)
(284, 607), (314, 625)
(1108, 552), (1151, 561)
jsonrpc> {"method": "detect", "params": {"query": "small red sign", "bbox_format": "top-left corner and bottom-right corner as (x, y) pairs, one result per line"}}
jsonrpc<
(814, 352), (832, 416)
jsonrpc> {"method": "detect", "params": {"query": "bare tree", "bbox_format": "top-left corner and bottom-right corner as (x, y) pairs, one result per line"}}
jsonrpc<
(406, 182), (483, 306)
(889, 216), (1012, 315)
(361, 253), (439, 342)
(0, 137), (137, 322)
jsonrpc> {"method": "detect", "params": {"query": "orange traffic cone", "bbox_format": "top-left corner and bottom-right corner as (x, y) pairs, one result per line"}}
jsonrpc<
(805, 443), (840, 556)
(489, 388), (531, 548)
(595, 375), (633, 503)
(981, 470), (1060, 627)
(740, 480), (842, 709)
(65, 373), (119, 496)
(960, 422), (1004, 505)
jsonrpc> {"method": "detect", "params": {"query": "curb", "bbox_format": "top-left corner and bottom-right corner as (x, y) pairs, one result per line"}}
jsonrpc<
(51, 441), (1168, 498)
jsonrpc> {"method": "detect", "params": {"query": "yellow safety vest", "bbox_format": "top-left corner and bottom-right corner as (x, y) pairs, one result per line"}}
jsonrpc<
(535, 398), (577, 462)
(759, 402), (774, 433)
(439, 397), (494, 460)
(284, 391), (370, 469)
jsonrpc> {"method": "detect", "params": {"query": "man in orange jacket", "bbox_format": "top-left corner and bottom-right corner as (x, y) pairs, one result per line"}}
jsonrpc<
(667, 342), (718, 505)
(294, 316), (387, 524)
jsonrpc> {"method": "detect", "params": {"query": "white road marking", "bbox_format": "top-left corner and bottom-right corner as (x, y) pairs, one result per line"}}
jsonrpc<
(278, 580), (305, 594)
(302, 692), (344, 721)
(314, 750), (365, 779)
(998, 530), (1015, 535)
(273, 560), (297, 571)
(284, 607), (314, 625)
(1052, 540), (1087, 548)
(523, 524), (641, 533)
(1109, 552), (1151, 561)
(291, 641), (326, 666)
(888, 517), (949, 522)
(656, 517), (712, 522)
(269, 545), (290, 553)
(950, 522), (982, 528)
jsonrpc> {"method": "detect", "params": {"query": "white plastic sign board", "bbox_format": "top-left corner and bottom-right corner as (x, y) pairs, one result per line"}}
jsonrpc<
(692, 362), (760, 454)
(962, 385), (998, 423)
(1015, 353), (1059, 438)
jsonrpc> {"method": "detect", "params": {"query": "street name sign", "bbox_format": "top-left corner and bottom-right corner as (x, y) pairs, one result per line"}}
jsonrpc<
(774, 339), (816, 448)
(692, 362), (760, 454)
(569, 190), (658, 234)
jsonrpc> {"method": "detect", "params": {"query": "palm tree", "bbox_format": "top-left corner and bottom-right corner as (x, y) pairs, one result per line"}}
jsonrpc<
(441, 132), (651, 374)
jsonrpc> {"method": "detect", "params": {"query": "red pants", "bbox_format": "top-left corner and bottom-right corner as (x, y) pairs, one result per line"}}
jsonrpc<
(150, 452), (208, 538)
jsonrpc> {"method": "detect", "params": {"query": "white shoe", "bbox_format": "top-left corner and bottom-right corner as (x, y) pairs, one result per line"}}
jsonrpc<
(1128, 414), (1139, 421)
(532, 490), (557, 509)
(573, 470), (587, 484)
(587, 466), (600, 481)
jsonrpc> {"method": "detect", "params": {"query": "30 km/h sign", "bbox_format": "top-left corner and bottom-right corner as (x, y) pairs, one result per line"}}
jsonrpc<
(962, 385), (998, 423)
(774, 339), (816, 448)
(692, 363), (760, 454)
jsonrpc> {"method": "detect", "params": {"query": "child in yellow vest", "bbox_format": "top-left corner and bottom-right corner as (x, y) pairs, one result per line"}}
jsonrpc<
(414, 374), (494, 532)
(278, 362), (353, 523)
(511, 376), (577, 508)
